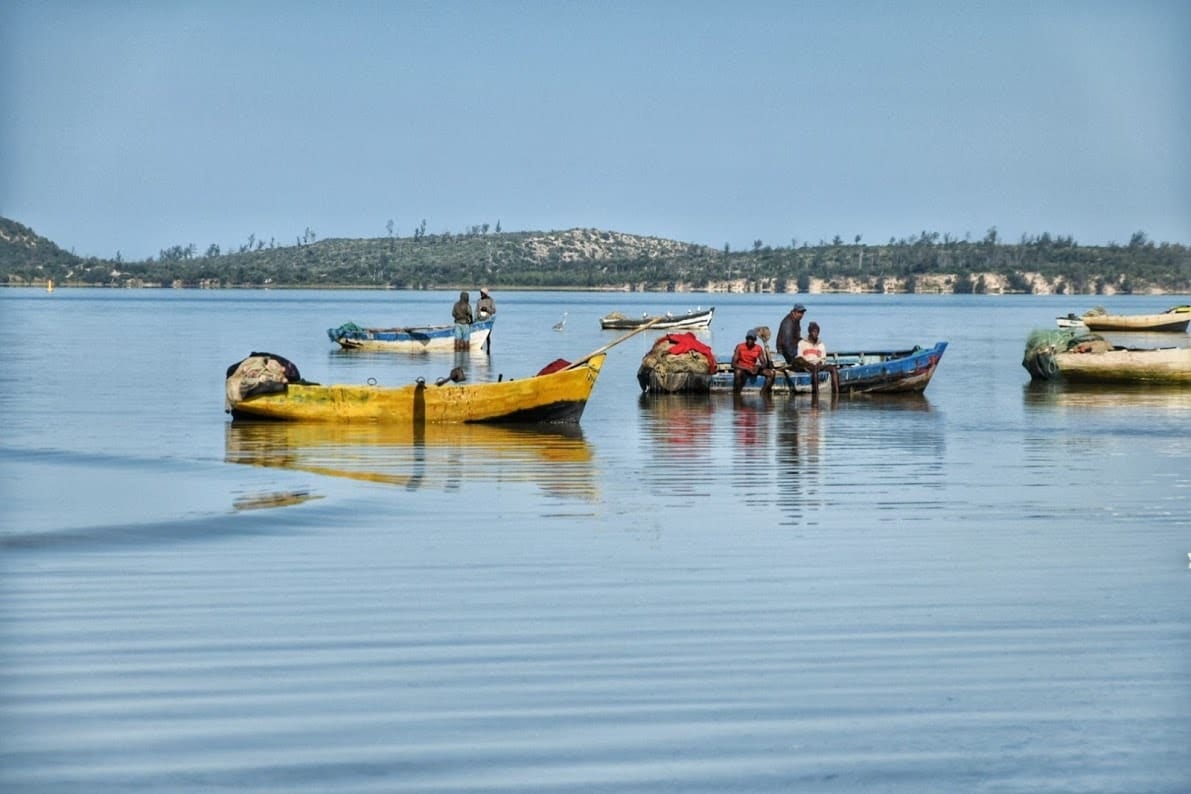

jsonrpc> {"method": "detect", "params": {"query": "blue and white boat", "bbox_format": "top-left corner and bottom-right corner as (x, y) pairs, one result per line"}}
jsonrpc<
(713, 342), (948, 394)
(327, 317), (495, 353)
(639, 341), (947, 394)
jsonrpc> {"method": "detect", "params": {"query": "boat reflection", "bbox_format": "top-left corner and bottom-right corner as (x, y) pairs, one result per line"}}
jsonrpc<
(772, 393), (945, 524)
(1024, 381), (1191, 412)
(636, 390), (944, 524)
(224, 420), (596, 500)
(637, 393), (716, 458)
(233, 489), (323, 511)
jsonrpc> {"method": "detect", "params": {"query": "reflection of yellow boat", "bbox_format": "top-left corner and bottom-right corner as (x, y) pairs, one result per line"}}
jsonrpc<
(226, 352), (604, 423)
(224, 421), (597, 499)
(1024, 382), (1191, 411)
(233, 489), (322, 511)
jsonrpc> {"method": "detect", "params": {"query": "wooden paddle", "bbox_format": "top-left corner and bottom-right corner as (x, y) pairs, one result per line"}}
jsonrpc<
(565, 317), (665, 370)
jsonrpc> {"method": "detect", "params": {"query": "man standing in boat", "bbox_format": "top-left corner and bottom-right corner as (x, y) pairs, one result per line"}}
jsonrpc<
(731, 328), (775, 393)
(476, 287), (496, 353)
(452, 290), (473, 351)
(476, 287), (496, 320)
(776, 303), (806, 365)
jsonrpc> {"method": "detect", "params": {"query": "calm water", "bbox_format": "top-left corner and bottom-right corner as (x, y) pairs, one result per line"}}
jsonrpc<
(2, 288), (1189, 793)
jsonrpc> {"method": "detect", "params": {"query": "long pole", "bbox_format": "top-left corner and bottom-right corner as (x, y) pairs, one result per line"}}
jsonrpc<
(565, 317), (664, 370)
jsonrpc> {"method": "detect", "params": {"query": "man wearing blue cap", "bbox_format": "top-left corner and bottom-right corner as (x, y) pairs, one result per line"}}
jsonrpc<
(776, 303), (806, 365)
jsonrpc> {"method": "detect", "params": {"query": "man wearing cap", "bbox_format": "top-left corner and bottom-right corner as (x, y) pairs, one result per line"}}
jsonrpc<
(731, 328), (775, 393)
(776, 303), (806, 365)
(477, 287), (496, 320)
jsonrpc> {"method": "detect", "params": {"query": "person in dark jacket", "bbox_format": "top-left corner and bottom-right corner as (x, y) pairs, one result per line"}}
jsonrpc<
(776, 303), (806, 365)
(452, 291), (473, 350)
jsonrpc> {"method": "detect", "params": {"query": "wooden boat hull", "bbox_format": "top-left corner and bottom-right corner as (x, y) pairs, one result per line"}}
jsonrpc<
(227, 354), (605, 423)
(1080, 307), (1190, 333)
(1024, 328), (1191, 383)
(708, 342), (947, 394)
(600, 307), (714, 330)
(1049, 346), (1191, 384)
(328, 318), (495, 352)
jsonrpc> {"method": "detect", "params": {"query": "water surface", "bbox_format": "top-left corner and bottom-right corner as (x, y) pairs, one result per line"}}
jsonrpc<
(2, 289), (1189, 792)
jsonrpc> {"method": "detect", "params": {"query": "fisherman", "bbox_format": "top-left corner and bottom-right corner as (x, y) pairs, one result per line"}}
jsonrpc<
(793, 320), (840, 396)
(476, 287), (496, 319)
(731, 328), (775, 394)
(776, 302), (806, 365)
(452, 290), (473, 351)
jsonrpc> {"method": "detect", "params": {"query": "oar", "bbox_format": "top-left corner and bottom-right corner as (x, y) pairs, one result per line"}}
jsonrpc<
(565, 317), (665, 370)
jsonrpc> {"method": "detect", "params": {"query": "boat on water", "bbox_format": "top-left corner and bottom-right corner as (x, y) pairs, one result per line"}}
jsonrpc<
(1055, 312), (1087, 329)
(327, 317), (495, 352)
(636, 332), (947, 394)
(600, 306), (714, 330)
(1022, 328), (1191, 384)
(225, 350), (605, 423)
(229, 322), (663, 423)
(1077, 305), (1190, 333)
(715, 343), (948, 394)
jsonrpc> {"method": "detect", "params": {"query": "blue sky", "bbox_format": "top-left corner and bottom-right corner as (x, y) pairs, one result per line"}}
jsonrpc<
(3, 0), (1189, 261)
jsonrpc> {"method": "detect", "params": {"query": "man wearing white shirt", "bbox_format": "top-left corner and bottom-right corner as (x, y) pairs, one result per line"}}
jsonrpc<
(793, 321), (840, 396)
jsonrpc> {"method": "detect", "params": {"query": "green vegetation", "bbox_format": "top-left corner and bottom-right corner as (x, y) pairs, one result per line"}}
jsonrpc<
(2, 216), (1188, 294)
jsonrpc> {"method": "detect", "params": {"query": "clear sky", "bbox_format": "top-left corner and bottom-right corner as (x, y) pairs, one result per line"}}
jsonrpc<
(3, 0), (1189, 261)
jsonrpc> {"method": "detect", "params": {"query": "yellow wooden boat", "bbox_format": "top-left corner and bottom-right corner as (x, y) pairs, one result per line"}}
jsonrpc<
(1080, 305), (1190, 333)
(1023, 329), (1191, 384)
(1046, 345), (1191, 384)
(225, 352), (606, 423)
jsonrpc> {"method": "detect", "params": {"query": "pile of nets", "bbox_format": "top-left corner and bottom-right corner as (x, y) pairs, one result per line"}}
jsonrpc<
(1021, 328), (1111, 380)
(327, 321), (365, 341)
(636, 332), (717, 393)
(225, 352), (310, 409)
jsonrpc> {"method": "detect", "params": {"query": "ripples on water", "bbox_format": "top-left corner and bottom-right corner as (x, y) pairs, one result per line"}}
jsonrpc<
(2, 289), (1189, 792)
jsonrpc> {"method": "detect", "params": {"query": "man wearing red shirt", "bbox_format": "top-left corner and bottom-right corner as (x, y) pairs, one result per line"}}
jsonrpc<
(731, 328), (775, 393)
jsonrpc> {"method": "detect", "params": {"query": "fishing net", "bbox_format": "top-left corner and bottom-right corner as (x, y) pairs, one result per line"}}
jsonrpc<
(225, 352), (307, 407)
(636, 332), (717, 393)
(1021, 329), (1110, 380)
(328, 321), (365, 341)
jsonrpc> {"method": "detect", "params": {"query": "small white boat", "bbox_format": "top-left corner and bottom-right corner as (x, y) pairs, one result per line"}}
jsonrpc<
(327, 318), (494, 352)
(1055, 313), (1087, 329)
(600, 306), (714, 331)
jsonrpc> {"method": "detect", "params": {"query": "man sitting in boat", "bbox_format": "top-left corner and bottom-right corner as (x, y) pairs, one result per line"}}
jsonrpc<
(452, 291), (474, 351)
(477, 287), (496, 319)
(731, 328), (775, 393)
(793, 321), (840, 395)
